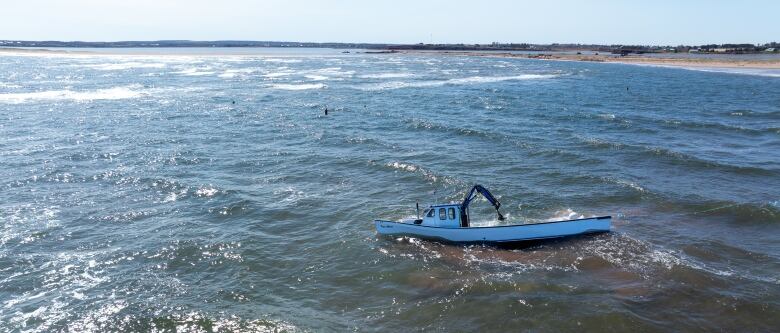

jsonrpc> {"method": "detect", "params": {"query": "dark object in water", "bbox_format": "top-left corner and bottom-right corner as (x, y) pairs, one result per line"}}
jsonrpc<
(325, 107), (328, 115)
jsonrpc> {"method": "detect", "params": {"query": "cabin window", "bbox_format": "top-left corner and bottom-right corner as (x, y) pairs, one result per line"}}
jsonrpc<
(448, 207), (455, 220)
(439, 208), (446, 220)
(426, 209), (435, 218)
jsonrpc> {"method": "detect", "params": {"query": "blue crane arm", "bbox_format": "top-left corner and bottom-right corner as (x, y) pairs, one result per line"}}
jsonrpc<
(461, 184), (505, 220)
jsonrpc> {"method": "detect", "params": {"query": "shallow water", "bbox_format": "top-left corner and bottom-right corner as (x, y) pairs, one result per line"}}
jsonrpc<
(1, 48), (779, 332)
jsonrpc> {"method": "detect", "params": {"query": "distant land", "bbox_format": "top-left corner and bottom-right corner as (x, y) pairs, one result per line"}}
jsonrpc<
(1, 40), (778, 55)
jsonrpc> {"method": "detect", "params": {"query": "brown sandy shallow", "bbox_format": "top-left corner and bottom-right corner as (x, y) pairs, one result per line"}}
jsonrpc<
(397, 50), (780, 70)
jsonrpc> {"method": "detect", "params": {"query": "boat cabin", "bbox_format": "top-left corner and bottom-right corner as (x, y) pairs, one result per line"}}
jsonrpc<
(418, 204), (469, 228)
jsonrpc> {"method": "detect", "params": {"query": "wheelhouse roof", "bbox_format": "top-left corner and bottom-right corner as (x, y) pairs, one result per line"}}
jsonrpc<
(428, 203), (461, 208)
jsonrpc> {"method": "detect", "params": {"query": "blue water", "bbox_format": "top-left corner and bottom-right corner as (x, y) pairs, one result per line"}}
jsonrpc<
(1, 48), (779, 331)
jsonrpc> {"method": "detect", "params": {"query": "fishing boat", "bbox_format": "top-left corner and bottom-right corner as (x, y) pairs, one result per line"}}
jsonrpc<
(374, 185), (611, 244)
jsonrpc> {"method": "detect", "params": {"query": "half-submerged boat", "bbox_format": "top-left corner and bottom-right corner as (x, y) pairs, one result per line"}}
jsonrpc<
(374, 185), (611, 244)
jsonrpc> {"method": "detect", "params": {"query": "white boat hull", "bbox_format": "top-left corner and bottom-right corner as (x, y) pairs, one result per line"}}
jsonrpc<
(374, 216), (611, 243)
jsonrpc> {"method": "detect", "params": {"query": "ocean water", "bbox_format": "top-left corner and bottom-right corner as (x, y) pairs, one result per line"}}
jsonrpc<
(1, 48), (779, 332)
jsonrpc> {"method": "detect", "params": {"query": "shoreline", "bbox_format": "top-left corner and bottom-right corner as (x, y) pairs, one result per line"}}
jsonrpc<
(3, 47), (780, 70)
(397, 50), (780, 70)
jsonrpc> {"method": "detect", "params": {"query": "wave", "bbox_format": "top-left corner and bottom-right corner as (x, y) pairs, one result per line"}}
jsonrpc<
(359, 73), (414, 79)
(263, 71), (294, 78)
(402, 117), (603, 167)
(355, 74), (557, 91)
(84, 62), (166, 71)
(626, 63), (780, 78)
(262, 58), (302, 63)
(670, 200), (780, 225)
(658, 118), (773, 136)
(0, 81), (22, 88)
(0, 85), (147, 104)
(574, 135), (779, 175)
(381, 161), (464, 187)
(680, 66), (780, 78)
(73, 311), (298, 332)
(385, 230), (777, 286)
(311, 67), (355, 77)
(173, 67), (215, 76)
(305, 74), (328, 81)
(268, 83), (326, 90)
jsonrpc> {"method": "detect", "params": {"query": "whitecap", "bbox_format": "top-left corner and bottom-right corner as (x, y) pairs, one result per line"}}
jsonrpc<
(387, 161), (418, 172)
(312, 67), (355, 77)
(218, 67), (260, 78)
(173, 67), (215, 76)
(356, 74), (556, 91)
(305, 75), (328, 81)
(263, 72), (294, 78)
(359, 72), (414, 79)
(544, 208), (585, 222)
(0, 85), (147, 104)
(263, 58), (302, 63)
(195, 186), (219, 197)
(0, 81), (23, 88)
(268, 83), (326, 90)
(84, 62), (166, 71)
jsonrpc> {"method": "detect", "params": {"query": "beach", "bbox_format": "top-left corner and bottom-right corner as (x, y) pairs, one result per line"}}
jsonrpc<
(4, 47), (780, 71)
(395, 49), (780, 70)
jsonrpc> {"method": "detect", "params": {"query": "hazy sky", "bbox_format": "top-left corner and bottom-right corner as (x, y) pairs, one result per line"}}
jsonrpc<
(4, 0), (779, 45)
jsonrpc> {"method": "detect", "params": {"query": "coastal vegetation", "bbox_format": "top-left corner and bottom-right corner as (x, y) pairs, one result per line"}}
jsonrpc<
(1, 39), (777, 54)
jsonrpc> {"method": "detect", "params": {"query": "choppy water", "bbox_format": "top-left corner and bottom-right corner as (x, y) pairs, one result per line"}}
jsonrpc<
(1, 48), (779, 332)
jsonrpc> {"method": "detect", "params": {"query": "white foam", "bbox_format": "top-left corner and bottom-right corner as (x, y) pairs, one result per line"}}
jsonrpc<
(195, 187), (219, 197)
(544, 208), (585, 222)
(0, 81), (22, 88)
(263, 72), (294, 78)
(387, 161), (418, 172)
(218, 67), (260, 78)
(305, 75), (328, 81)
(173, 67), (215, 76)
(84, 62), (166, 70)
(360, 73), (414, 79)
(0, 85), (147, 104)
(312, 67), (355, 77)
(356, 74), (556, 91)
(263, 58), (302, 63)
(268, 83), (326, 90)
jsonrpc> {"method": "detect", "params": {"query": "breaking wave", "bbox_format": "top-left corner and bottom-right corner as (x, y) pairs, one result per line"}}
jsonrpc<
(268, 83), (327, 90)
(355, 74), (557, 91)
(360, 73), (414, 79)
(83, 62), (167, 71)
(173, 67), (215, 76)
(0, 85), (147, 103)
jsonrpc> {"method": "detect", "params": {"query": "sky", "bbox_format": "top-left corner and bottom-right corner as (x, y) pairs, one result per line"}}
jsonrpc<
(3, 0), (779, 45)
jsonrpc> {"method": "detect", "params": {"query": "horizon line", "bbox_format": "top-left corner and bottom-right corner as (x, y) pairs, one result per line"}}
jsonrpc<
(2, 39), (778, 48)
